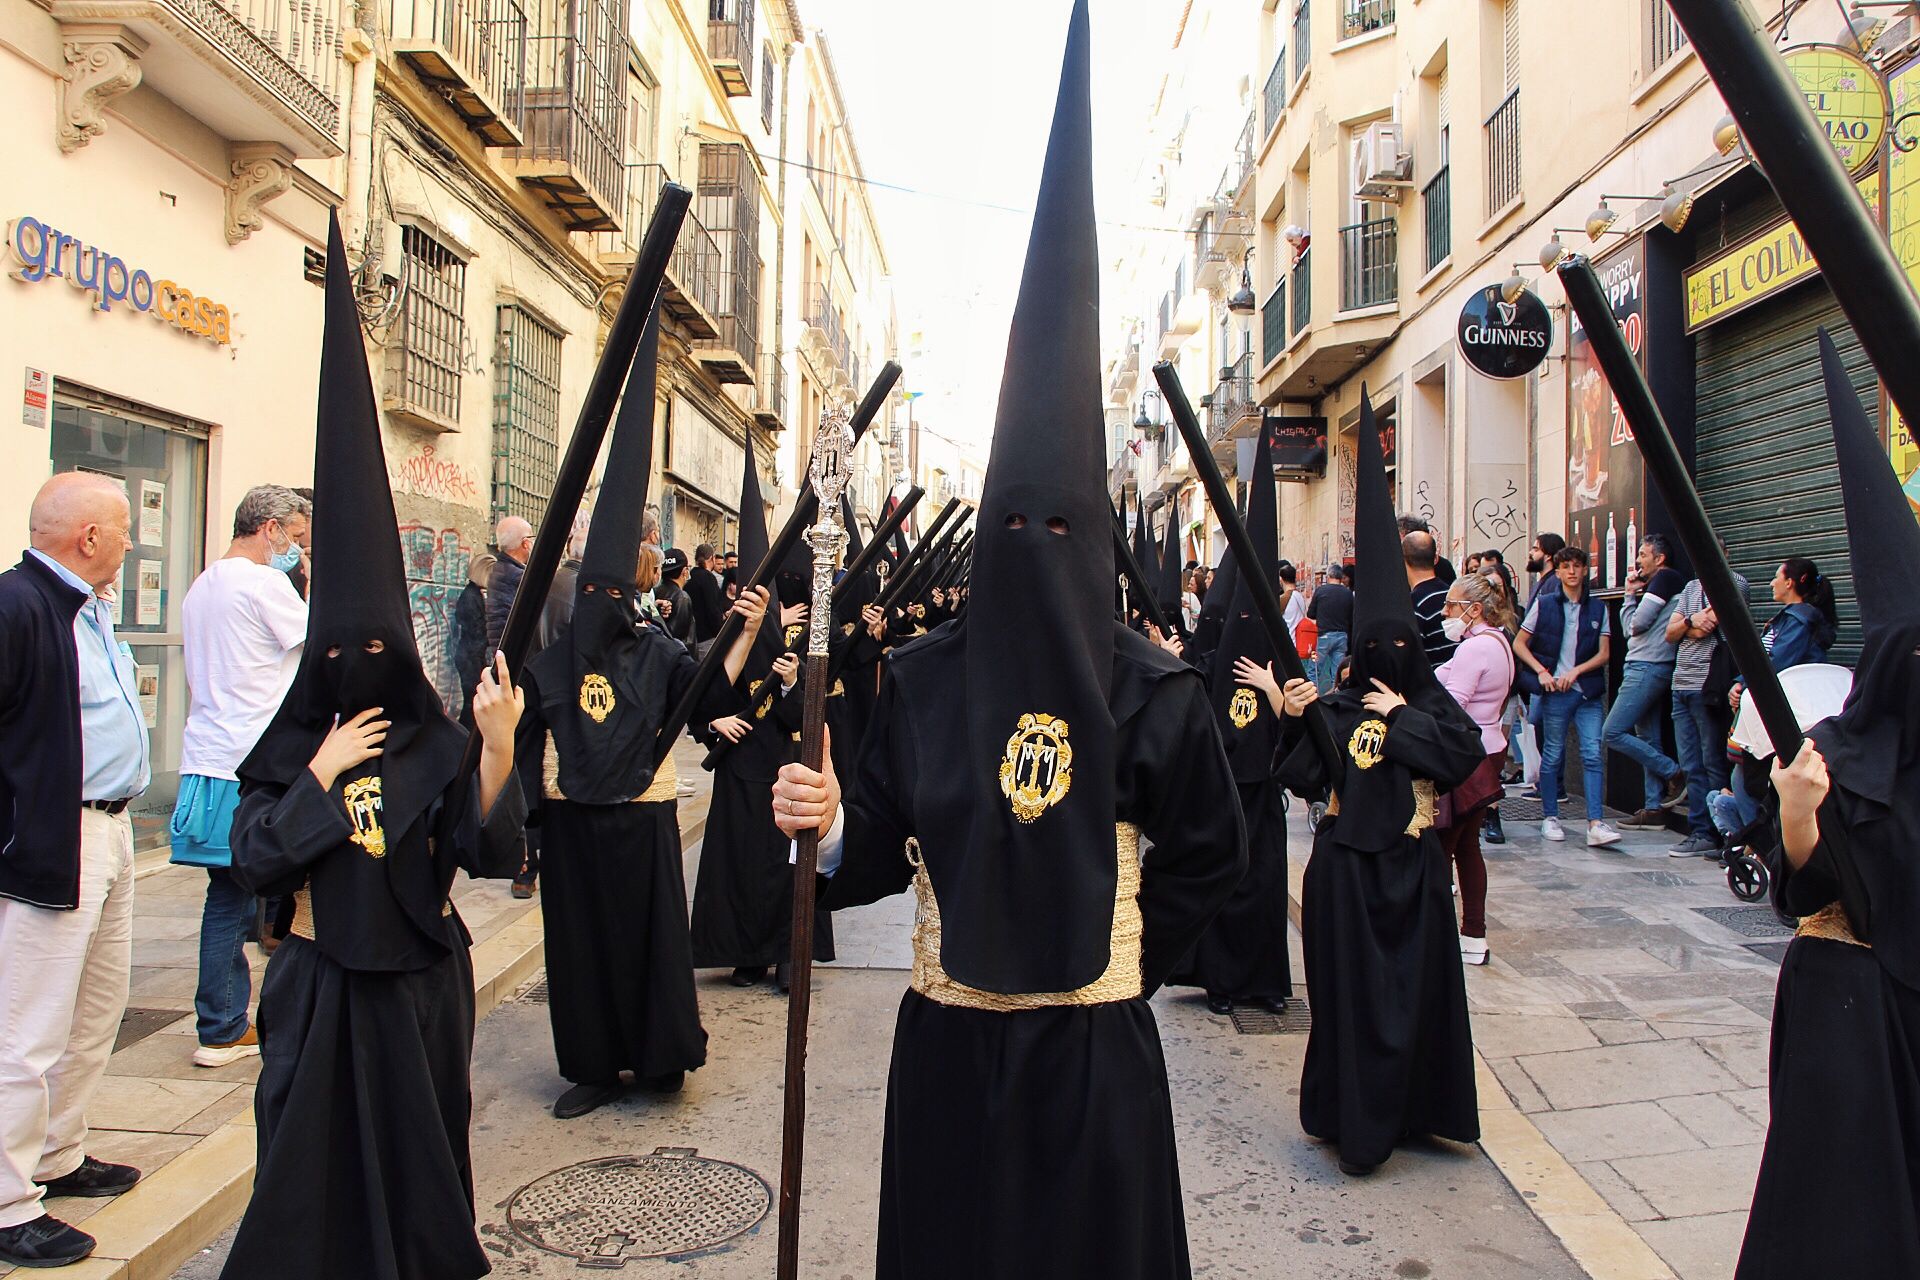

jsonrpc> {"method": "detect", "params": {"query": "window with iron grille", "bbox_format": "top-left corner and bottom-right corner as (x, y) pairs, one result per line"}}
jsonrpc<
(698, 141), (763, 369)
(761, 45), (775, 131)
(493, 305), (564, 523)
(391, 225), (467, 428)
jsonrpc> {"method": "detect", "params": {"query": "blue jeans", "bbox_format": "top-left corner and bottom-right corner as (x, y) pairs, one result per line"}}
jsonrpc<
(1602, 661), (1680, 810)
(1710, 783), (1762, 838)
(1533, 689), (1606, 820)
(1671, 689), (1729, 839)
(196, 868), (256, 1045)
(1315, 632), (1348, 694)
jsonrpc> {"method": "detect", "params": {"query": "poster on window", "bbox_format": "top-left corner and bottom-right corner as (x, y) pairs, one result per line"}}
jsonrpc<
(1565, 239), (1649, 592)
(136, 559), (161, 626)
(138, 480), (165, 545)
(135, 664), (159, 728)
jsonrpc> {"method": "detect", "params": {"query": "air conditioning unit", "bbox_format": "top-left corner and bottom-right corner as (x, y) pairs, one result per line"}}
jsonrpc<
(1352, 121), (1413, 203)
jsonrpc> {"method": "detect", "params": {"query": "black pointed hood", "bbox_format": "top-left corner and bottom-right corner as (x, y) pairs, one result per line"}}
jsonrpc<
(1211, 420), (1280, 779)
(896, 0), (1125, 995)
(524, 308), (682, 803)
(1350, 388), (1414, 641)
(239, 210), (465, 952)
(1192, 551), (1236, 661)
(1156, 500), (1185, 632)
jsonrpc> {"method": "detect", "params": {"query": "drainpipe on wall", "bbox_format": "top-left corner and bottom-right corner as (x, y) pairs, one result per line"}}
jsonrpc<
(341, 0), (380, 254)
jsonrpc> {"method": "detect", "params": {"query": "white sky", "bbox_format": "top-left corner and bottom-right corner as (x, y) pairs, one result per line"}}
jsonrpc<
(794, 0), (1181, 461)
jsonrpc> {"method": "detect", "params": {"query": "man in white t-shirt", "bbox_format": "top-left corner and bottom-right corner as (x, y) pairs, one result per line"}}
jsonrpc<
(169, 486), (310, 1067)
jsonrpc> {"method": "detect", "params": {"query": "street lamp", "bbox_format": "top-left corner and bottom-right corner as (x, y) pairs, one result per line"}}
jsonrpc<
(1227, 246), (1257, 314)
(1134, 389), (1163, 432)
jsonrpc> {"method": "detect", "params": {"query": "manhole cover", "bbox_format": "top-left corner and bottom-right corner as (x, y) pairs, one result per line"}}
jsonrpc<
(1229, 999), (1310, 1035)
(1693, 905), (1793, 938)
(505, 1148), (770, 1266)
(515, 976), (549, 1004)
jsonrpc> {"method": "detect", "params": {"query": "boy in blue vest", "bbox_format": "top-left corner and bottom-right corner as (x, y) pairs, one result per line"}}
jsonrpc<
(1514, 546), (1619, 846)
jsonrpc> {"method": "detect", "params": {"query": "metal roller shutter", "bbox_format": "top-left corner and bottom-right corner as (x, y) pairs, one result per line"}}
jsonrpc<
(1693, 281), (1866, 664)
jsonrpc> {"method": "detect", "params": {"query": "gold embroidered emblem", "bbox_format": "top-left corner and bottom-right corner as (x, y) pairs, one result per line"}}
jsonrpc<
(749, 676), (773, 720)
(841, 621), (856, 638)
(999, 713), (1073, 824)
(1228, 687), (1261, 729)
(578, 674), (616, 724)
(784, 623), (805, 648)
(1348, 718), (1387, 771)
(342, 776), (386, 858)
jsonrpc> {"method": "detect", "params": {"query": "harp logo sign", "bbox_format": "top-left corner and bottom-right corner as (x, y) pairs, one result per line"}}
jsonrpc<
(1348, 719), (1387, 771)
(6, 216), (235, 345)
(343, 777), (387, 858)
(1000, 713), (1073, 824)
(1229, 687), (1261, 729)
(578, 674), (616, 724)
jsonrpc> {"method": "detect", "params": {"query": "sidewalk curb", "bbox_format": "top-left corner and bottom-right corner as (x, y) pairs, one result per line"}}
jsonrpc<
(1283, 846), (1677, 1280)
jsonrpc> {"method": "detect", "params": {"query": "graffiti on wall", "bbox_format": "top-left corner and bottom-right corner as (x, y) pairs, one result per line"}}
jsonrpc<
(399, 522), (474, 714)
(1467, 470), (1530, 565)
(391, 443), (482, 505)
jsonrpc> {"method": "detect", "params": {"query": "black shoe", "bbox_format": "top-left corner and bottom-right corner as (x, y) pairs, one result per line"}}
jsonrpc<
(774, 962), (791, 995)
(1660, 770), (1689, 811)
(1204, 993), (1233, 1016)
(1482, 812), (1506, 845)
(35, 1156), (139, 1199)
(552, 1081), (623, 1120)
(639, 1071), (685, 1094)
(0, 1215), (96, 1268)
(1253, 995), (1289, 1015)
(727, 966), (767, 988)
(1337, 1158), (1379, 1177)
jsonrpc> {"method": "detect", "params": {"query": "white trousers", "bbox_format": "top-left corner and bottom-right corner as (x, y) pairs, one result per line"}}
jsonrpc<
(0, 809), (135, 1228)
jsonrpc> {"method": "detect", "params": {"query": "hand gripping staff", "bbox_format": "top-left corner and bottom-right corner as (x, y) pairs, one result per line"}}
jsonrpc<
(1153, 360), (1339, 775)
(1555, 256), (1803, 761)
(775, 407), (853, 1280)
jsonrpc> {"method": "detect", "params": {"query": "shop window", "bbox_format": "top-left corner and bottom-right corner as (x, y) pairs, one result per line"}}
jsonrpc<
(49, 391), (208, 831)
(390, 224), (468, 431)
(493, 304), (564, 524)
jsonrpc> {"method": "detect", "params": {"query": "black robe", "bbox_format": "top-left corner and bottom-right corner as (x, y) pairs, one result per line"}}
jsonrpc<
(221, 771), (526, 1280)
(1165, 778), (1292, 1002)
(689, 677), (835, 968)
(1277, 698), (1484, 1170)
(822, 645), (1246, 1280)
(1736, 780), (1920, 1278)
(517, 624), (736, 1085)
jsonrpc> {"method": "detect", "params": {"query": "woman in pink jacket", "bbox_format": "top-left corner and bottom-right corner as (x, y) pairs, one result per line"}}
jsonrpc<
(1433, 572), (1516, 965)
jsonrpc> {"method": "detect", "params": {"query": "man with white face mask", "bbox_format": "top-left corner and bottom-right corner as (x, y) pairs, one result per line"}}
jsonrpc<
(172, 485), (312, 1068)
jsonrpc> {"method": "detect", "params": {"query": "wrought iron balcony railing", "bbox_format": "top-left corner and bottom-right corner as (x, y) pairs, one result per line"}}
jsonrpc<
(1339, 217), (1397, 310)
(708, 0), (754, 97)
(1485, 88), (1521, 215)
(1423, 164), (1451, 272)
(385, 0), (527, 144)
(599, 166), (722, 339)
(1290, 247), (1311, 336)
(1341, 0), (1393, 41)
(1262, 281), (1287, 366)
(511, 15), (627, 230)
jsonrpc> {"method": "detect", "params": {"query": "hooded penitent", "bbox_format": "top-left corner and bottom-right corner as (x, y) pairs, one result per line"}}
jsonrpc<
(898, 0), (1120, 994)
(734, 440), (791, 691)
(1210, 423), (1280, 781)
(522, 309), (676, 803)
(1132, 489), (1154, 608)
(1807, 327), (1920, 985)
(239, 210), (466, 938)
(1192, 553), (1236, 660)
(1156, 501), (1185, 634)
(1333, 387), (1478, 852)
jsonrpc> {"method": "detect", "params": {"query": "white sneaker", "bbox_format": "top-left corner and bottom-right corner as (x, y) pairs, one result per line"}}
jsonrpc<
(193, 1027), (260, 1068)
(676, 780), (697, 797)
(1588, 821), (1623, 848)
(1540, 817), (1565, 842)
(1460, 936), (1489, 966)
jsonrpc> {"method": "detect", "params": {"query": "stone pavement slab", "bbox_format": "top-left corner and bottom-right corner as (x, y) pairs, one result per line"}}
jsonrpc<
(1285, 793), (1786, 1280)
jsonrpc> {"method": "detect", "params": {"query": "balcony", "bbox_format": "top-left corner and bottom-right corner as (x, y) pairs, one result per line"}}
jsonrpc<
(801, 282), (848, 374)
(1422, 164), (1450, 273)
(597, 166), (720, 340)
(1290, 247), (1311, 336)
(1485, 88), (1521, 216)
(1262, 52), (1287, 138)
(1231, 107), (1257, 201)
(753, 352), (785, 430)
(507, 13), (627, 230)
(1293, 0), (1311, 84)
(50, 0), (346, 156)
(1262, 280), (1287, 366)
(708, 0), (754, 97)
(695, 141), (761, 384)
(1210, 352), (1260, 451)
(1340, 0), (1393, 41)
(385, 0), (526, 145)
(1339, 217), (1397, 311)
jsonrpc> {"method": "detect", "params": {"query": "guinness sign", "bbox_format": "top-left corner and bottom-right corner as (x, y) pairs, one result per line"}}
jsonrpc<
(1458, 285), (1552, 380)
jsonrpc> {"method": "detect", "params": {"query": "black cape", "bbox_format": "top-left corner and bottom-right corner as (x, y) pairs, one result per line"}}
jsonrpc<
(1278, 691), (1484, 1169)
(822, 632), (1246, 1279)
(222, 772), (526, 1280)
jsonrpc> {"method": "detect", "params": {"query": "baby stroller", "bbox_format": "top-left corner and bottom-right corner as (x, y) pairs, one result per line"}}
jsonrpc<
(1720, 812), (1771, 903)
